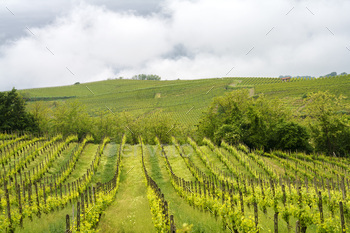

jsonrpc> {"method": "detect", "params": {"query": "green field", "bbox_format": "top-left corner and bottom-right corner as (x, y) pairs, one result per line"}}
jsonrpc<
(0, 133), (349, 232)
(20, 75), (350, 127)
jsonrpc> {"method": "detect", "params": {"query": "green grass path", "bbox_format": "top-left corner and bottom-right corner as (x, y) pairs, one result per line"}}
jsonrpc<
(45, 143), (77, 176)
(64, 143), (98, 184)
(144, 145), (227, 233)
(16, 203), (73, 233)
(97, 145), (155, 233)
(92, 143), (118, 184)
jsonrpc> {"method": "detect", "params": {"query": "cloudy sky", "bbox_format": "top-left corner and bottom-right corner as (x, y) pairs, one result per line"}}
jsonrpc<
(0, 0), (349, 91)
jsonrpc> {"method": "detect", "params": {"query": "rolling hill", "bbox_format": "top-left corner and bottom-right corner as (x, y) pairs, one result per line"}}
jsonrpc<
(20, 74), (350, 126)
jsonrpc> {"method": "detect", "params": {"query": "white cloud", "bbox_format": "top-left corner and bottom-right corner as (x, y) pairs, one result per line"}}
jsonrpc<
(0, 0), (349, 91)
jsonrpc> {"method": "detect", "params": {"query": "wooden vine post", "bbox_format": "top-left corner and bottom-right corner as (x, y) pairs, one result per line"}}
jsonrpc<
(77, 202), (80, 231)
(295, 220), (300, 233)
(4, 180), (14, 233)
(318, 191), (324, 223)
(65, 214), (70, 233)
(253, 202), (259, 231)
(339, 201), (345, 233)
(17, 184), (23, 227)
(170, 215), (176, 233)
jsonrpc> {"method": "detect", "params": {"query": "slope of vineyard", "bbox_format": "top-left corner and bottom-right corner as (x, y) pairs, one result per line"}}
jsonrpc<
(255, 74), (350, 101)
(0, 131), (349, 232)
(19, 75), (350, 126)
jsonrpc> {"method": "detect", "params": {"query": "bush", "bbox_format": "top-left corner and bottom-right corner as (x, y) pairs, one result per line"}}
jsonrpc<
(268, 121), (312, 153)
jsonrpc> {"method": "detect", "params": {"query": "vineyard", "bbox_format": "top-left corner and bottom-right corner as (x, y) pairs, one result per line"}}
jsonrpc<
(18, 75), (350, 132)
(0, 132), (349, 232)
(254, 75), (350, 101)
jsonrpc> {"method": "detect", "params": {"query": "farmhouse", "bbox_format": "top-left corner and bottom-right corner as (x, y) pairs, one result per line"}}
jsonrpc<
(281, 76), (291, 82)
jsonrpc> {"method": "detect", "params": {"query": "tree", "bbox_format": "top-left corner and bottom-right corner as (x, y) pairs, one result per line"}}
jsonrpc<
(51, 101), (92, 139)
(124, 110), (173, 144)
(92, 110), (125, 143)
(198, 89), (311, 152)
(131, 74), (161, 81)
(0, 88), (38, 132)
(304, 91), (350, 156)
(268, 121), (312, 153)
(29, 101), (51, 133)
(198, 89), (251, 144)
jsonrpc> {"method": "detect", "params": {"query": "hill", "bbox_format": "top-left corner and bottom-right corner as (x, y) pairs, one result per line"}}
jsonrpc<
(20, 78), (262, 126)
(20, 75), (350, 126)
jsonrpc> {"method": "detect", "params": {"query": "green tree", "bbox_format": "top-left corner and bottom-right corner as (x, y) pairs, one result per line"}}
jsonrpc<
(268, 121), (312, 152)
(198, 89), (251, 144)
(51, 101), (92, 139)
(92, 110), (125, 143)
(29, 101), (51, 133)
(198, 89), (311, 152)
(0, 88), (38, 132)
(131, 74), (161, 81)
(304, 91), (350, 156)
(125, 110), (173, 144)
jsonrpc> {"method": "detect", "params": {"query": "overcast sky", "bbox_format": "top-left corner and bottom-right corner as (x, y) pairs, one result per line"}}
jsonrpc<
(0, 0), (349, 91)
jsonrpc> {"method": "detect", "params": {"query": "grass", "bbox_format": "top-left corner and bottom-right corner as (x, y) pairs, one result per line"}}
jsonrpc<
(63, 143), (98, 184)
(16, 203), (73, 233)
(19, 75), (350, 127)
(218, 148), (253, 178)
(21, 78), (240, 125)
(200, 146), (234, 175)
(182, 145), (213, 176)
(97, 145), (155, 233)
(45, 143), (77, 176)
(163, 145), (196, 182)
(144, 144), (226, 232)
(91, 142), (118, 184)
(24, 141), (63, 173)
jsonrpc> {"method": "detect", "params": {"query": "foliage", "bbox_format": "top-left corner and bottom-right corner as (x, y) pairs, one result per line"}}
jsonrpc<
(123, 110), (192, 145)
(1, 132), (350, 232)
(198, 89), (311, 152)
(304, 91), (350, 156)
(0, 88), (39, 132)
(268, 121), (312, 153)
(51, 101), (92, 140)
(131, 74), (161, 81)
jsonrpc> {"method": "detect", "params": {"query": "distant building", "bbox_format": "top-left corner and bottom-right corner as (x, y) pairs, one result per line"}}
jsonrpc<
(281, 76), (291, 82)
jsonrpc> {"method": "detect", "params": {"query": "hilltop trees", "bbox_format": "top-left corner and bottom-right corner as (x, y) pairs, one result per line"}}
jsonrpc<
(0, 88), (38, 132)
(132, 74), (161, 81)
(198, 89), (311, 152)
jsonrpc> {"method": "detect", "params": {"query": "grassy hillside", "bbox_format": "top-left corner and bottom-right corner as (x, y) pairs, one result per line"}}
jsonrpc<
(20, 75), (350, 126)
(21, 78), (246, 126)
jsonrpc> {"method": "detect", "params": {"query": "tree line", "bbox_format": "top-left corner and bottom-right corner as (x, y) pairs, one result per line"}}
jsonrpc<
(131, 74), (161, 81)
(0, 88), (191, 144)
(1, 88), (349, 156)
